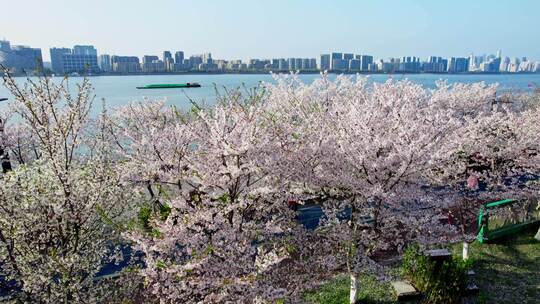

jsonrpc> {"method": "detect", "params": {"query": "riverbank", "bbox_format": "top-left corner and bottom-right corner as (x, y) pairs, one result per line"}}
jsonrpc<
(7, 70), (540, 78)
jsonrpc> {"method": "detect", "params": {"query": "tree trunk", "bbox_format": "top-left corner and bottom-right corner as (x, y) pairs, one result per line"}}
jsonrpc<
(350, 272), (359, 304)
(462, 241), (470, 260)
(0, 117), (12, 173)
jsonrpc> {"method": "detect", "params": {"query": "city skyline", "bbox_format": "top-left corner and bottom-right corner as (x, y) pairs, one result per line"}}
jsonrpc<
(1, 0), (540, 62)
(2, 38), (539, 75)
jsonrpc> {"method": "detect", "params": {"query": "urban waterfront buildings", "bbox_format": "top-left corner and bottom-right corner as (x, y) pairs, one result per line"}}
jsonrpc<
(73, 45), (97, 56)
(447, 57), (470, 73)
(422, 56), (447, 73)
(111, 56), (140, 73)
(1, 39), (540, 75)
(0, 40), (43, 72)
(319, 54), (331, 70)
(61, 54), (99, 74)
(50, 47), (71, 73)
(50, 45), (99, 74)
(142, 55), (165, 73)
(174, 51), (184, 65)
(99, 54), (112, 72)
(357, 55), (374, 71)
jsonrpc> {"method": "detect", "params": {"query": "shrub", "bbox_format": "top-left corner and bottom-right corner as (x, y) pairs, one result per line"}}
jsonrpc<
(401, 245), (472, 304)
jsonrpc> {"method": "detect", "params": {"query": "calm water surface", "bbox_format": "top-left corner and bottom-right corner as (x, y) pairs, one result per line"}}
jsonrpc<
(1, 73), (539, 113)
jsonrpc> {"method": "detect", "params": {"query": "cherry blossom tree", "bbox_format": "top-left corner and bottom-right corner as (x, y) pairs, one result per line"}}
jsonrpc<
(2, 70), (538, 303)
(261, 75), (508, 303)
(429, 88), (540, 260)
(0, 73), (139, 303)
(117, 88), (300, 303)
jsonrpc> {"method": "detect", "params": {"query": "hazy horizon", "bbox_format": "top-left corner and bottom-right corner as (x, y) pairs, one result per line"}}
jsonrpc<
(2, 0), (539, 62)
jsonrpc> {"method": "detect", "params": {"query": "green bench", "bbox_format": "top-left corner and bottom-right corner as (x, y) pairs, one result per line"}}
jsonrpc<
(476, 198), (540, 243)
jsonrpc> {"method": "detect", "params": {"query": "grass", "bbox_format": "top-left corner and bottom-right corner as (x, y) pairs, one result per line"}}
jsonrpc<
(451, 227), (540, 304)
(303, 273), (395, 304)
(302, 227), (539, 304)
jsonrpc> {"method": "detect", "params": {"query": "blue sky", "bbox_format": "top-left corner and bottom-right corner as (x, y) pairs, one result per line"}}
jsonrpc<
(2, 0), (539, 61)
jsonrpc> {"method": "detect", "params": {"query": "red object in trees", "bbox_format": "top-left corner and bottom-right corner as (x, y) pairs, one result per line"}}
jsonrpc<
(467, 175), (479, 190)
(288, 199), (299, 210)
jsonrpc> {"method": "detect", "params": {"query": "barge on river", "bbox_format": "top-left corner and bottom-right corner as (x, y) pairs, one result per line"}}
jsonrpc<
(136, 83), (201, 89)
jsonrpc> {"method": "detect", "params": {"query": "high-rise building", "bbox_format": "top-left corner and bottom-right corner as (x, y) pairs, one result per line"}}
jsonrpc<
(331, 52), (343, 70)
(288, 58), (296, 70)
(499, 57), (510, 72)
(468, 54), (477, 71)
(225, 59), (243, 71)
(0, 40), (43, 72)
(199, 61), (218, 71)
(278, 59), (289, 70)
(162, 51), (173, 71)
(490, 57), (501, 72)
(507, 57), (521, 72)
(447, 57), (469, 73)
(331, 53), (343, 59)
(332, 59), (348, 70)
(320, 54), (331, 70)
(309, 58), (317, 70)
(163, 51), (172, 62)
(248, 59), (265, 70)
(377, 59), (395, 73)
(518, 59), (536, 72)
(143, 55), (159, 64)
(182, 59), (192, 69)
(456, 57), (469, 73)
(142, 55), (165, 73)
(50, 47), (71, 73)
(174, 51), (184, 64)
(480, 57), (501, 73)
(214, 59), (227, 71)
(349, 59), (360, 70)
(111, 56), (140, 73)
(99, 54), (111, 72)
(61, 53), (99, 74)
(301, 58), (310, 70)
(189, 55), (203, 69)
(534, 62), (540, 72)
(329, 52), (349, 70)
(73, 45), (97, 56)
(295, 58), (302, 70)
(202, 53), (212, 64)
(271, 59), (280, 70)
(358, 55), (374, 71)
(447, 57), (455, 72)
(0, 40), (9, 52)
(398, 56), (421, 72)
(441, 58), (448, 71)
(50, 45), (99, 74)
(422, 56), (446, 73)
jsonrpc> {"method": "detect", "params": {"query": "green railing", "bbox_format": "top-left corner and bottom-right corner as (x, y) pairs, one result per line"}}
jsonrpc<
(476, 198), (540, 243)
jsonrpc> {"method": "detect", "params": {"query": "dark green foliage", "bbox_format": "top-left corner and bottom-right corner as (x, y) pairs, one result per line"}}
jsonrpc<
(401, 245), (472, 304)
(137, 203), (171, 229)
(138, 206), (152, 229)
(159, 203), (172, 220)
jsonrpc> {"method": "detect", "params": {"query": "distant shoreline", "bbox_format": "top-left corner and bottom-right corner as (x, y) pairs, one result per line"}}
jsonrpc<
(7, 70), (540, 78)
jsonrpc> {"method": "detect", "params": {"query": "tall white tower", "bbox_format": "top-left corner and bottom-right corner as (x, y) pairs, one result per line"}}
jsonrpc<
(469, 53), (476, 71)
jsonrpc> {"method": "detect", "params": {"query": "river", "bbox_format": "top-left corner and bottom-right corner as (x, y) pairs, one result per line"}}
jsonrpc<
(1, 73), (539, 113)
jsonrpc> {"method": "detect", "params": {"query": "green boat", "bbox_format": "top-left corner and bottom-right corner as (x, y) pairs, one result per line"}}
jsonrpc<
(136, 82), (201, 89)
